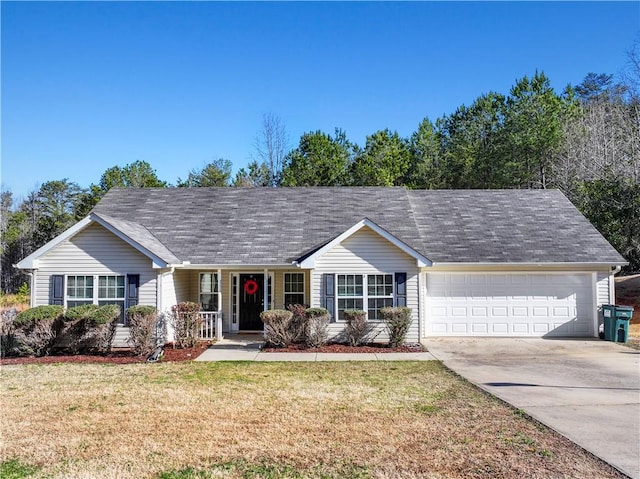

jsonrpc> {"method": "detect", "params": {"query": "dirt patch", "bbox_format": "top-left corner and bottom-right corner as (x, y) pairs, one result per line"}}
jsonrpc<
(616, 273), (640, 310)
(263, 342), (425, 353)
(0, 341), (212, 366)
(615, 274), (640, 341)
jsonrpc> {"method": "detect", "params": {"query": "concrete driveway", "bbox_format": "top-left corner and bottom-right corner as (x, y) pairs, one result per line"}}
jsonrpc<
(423, 338), (640, 479)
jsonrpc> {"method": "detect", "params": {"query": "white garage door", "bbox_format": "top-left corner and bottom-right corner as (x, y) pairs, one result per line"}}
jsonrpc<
(426, 273), (594, 337)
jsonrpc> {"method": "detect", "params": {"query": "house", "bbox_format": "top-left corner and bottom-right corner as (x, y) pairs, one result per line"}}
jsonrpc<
(15, 187), (626, 343)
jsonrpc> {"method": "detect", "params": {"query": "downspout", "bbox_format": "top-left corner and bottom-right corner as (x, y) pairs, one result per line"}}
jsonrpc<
(26, 270), (36, 307)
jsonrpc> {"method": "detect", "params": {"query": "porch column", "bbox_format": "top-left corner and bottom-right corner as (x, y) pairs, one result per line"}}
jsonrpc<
(263, 269), (269, 312)
(216, 268), (223, 340)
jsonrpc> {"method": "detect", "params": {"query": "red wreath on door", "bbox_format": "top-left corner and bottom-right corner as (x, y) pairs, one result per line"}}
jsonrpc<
(244, 278), (259, 295)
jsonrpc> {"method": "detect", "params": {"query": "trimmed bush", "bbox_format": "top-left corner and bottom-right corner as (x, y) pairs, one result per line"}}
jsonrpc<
(381, 306), (412, 347)
(82, 304), (120, 353)
(13, 305), (63, 327)
(170, 302), (202, 349)
(343, 309), (371, 347)
(127, 305), (159, 356)
(304, 307), (330, 348)
(55, 304), (120, 355)
(0, 308), (18, 358)
(286, 304), (308, 343)
(12, 305), (63, 356)
(63, 304), (100, 322)
(260, 309), (294, 347)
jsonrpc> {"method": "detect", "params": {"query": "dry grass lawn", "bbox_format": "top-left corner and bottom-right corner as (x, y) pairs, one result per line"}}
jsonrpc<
(0, 361), (623, 479)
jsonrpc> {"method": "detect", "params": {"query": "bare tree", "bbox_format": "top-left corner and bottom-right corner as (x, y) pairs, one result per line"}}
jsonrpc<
(253, 113), (289, 186)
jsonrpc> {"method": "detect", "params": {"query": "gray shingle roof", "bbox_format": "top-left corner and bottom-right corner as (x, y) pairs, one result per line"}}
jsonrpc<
(91, 187), (625, 266)
(93, 213), (181, 265)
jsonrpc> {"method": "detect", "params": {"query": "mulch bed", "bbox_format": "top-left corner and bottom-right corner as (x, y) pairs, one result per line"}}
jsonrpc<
(262, 342), (426, 353)
(0, 342), (212, 366)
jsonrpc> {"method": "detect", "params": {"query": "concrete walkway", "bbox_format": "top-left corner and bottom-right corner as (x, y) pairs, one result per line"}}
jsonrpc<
(423, 337), (640, 479)
(195, 334), (437, 362)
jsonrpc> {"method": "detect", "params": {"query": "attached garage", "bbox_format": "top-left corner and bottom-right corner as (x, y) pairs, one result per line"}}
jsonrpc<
(426, 272), (596, 337)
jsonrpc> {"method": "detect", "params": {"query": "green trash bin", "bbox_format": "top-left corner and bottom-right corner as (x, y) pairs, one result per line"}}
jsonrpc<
(612, 305), (634, 344)
(602, 305), (617, 341)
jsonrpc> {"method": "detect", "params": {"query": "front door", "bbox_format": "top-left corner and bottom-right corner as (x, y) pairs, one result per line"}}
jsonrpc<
(239, 274), (264, 330)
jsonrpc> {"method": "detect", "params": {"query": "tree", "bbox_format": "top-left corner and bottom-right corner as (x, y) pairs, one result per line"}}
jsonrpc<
(438, 92), (507, 189)
(573, 177), (639, 272)
(349, 129), (411, 186)
(281, 129), (352, 186)
(1, 180), (84, 292)
(177, 159), (232, 187)
(32, 180), (84, 245)
(232, 161), (272, 187)
(76, 160), (168, 217)
(406, 118), (444, 189)
(253, 113), (289, 187)
(503, 72), (566, 189)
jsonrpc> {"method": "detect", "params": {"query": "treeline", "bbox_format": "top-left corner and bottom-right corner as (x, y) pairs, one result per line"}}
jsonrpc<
(2, 69), (639, 292)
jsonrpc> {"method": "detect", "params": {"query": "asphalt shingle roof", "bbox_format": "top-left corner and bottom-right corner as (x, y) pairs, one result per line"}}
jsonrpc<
(91, 187), (625, 266)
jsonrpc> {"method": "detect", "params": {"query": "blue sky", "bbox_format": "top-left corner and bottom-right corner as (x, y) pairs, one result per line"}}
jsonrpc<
(2, 1), (639, 200)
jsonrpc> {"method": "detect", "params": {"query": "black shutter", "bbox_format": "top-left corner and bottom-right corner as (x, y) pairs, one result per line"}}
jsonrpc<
(321, 274), (335, 319)
(51, 275), (64, 305)
(395, 272), (407, 307)
(126, 274), (140, 310)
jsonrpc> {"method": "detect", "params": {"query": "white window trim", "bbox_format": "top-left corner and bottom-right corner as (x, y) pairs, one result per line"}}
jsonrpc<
(367, 274), (394, 320)
(283, 272), (305, 306)
(199, 272), (220, 312)
(64, 274), (126, 308)
(334, 273), (396, 322)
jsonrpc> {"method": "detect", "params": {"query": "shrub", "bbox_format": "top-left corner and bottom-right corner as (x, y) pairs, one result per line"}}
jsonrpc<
(55, 304), (100, 354)
(63, 304), (100, 322)
(170, 302), (202, 349)
(55, 304), (120, 355)
(13, 305), (63, 327)
(127, 305), (159, 356)
(12, 305), (63, 356)
(343, 309), (371, 346)
(260, 309), (294, 347)
(286, 304), (308, 343)
(381, 306), (412, 347)
(0, 308), (18, 358)
(78, 304), (120, 354)
(305, 307), (330, 348)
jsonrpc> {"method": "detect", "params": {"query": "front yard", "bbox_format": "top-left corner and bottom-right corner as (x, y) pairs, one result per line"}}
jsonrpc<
(0, 361), (623, 479)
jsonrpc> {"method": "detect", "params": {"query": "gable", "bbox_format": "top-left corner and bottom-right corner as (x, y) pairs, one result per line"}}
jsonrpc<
(38, 223), (156, 272)
(313, 226), (418, 272)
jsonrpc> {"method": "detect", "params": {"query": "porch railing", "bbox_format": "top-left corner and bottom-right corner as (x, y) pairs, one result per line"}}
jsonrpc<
(199, 311), (223, 341)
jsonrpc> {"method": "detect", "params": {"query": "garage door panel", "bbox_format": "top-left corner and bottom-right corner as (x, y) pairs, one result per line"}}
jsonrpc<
(427, 273), (594, 337)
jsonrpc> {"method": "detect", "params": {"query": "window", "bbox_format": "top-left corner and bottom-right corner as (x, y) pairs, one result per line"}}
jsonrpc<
(98, 275), (126, 322)
(337, 274), (363, 320)
(284, 273), (305, 307)
(66, 275), (94, 308)
(66, 275), (126, 322)
(328, 273), (398, 321)
(367, 274), (393, 320)
(200, 273), (219, 311)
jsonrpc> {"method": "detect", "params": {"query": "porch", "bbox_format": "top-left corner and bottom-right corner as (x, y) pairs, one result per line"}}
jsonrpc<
(167, 268), (309, 335)
(111, 311), (224, 348)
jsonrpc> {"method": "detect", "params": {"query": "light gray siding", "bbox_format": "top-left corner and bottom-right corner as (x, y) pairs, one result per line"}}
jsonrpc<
(35, 223), (157, 307)
(311, 226), (420, 342)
